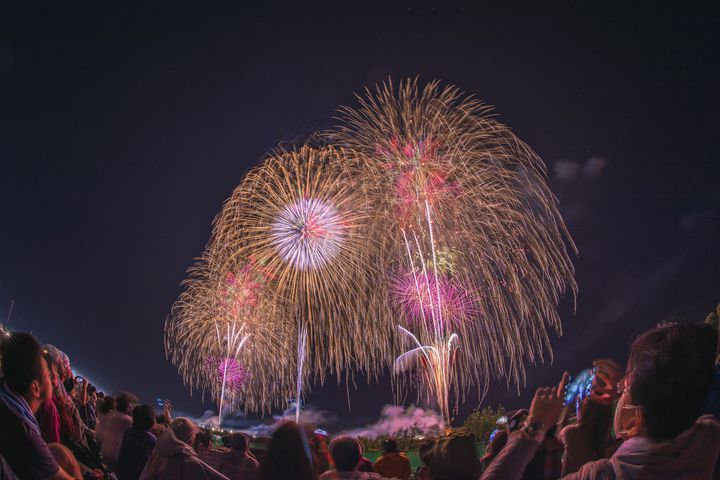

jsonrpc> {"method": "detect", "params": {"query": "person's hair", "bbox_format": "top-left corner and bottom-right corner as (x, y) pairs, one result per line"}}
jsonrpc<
(427, 432), (480, 480)
(329, 436), (361, 471)
(87, 384), (96, 395)
(99, 396), (116, 414)
(577, 398), (612, 454)
(194, 430), (211, 448)
(115, 391), (135, 415)
(97, 391), (105, 398)
(228, 432), (250, 452)
(156, 414), (169, 426)
(259, 421), (315, 480)
(170, 417), (197, 444)
(0, 332), (44, 394)
(628, 322), (717, 440)
(382, 438), (399, 453)
(42, 345), (70, 380)
(484, 430), (508, 459)
(132, 404), (156, 431)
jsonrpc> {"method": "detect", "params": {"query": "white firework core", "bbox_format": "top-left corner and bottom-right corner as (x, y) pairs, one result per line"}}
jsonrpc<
(270, 198), (347, 270)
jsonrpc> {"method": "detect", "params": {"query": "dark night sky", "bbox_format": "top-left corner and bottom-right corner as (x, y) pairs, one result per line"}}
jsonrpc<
(1, 3), (719, 428)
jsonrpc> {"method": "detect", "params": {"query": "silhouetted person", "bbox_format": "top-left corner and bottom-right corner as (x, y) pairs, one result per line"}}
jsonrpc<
(483, 322), (720, 480)
(0, 332), (78, 479)
(258, 422), (315, 480)
(117, 405), (157, 480)
(139, 417), (228, 480)
(319, 436), (383, 480)
(373, 439), (410, 480)
(219, 433), (259, 480)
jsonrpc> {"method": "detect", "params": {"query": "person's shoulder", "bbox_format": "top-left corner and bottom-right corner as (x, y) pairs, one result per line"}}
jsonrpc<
(0, 401), (24, 436)
(364, 473), (386, 479)
(318, 471), (337, 480)
(576, 458), (615, 480)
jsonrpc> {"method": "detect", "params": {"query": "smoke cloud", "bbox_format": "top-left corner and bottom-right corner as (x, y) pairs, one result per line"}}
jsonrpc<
(339, 404), (444, 438)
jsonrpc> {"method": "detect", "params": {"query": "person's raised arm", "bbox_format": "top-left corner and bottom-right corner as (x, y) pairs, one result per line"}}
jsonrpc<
(481, 373), (568, 480)
(50, 466), (80, 480)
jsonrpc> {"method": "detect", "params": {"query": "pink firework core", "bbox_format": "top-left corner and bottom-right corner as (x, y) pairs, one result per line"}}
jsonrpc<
(392, 272), (470, 328)
(270, 198), (348, 270)
(219, 268), (261, 318)
(208, 357), (249, 391)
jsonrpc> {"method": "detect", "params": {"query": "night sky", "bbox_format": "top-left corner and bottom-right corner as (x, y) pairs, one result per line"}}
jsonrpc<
(1, 3), (719, 428)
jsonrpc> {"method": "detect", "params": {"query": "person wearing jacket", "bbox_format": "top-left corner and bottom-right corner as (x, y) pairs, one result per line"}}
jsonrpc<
(482, 322), (720, 480)
(218, 433), (258, 480)
(139, 417), (229, 480)
(373, 439), (411, 480)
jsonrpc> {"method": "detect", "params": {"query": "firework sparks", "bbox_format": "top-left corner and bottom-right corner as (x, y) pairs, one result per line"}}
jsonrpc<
(270, 198), (348, 270)
(392, 271), (470, 329)
(165, 259), (294, 414)
(168, 145), (393, 414)
(167, 79), (576, 422)
(333, 79), (577, 425)
(213, 357), (249, 391)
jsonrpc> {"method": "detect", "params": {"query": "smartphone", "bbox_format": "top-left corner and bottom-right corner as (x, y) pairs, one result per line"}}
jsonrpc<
(563, 368), (596, 406)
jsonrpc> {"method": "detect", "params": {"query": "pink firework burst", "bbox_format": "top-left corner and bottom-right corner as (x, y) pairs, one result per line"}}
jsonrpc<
(377, 136), (460, 223)
(392, 272), (471, 328)
(208, 357), (249, 392)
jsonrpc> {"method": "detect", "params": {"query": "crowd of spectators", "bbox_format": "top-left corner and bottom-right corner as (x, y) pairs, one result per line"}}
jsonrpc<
(0, 320), (718, 479)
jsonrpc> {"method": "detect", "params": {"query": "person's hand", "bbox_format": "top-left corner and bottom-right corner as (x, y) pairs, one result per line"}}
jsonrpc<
(591, 359), (622, 405)
(528, 372), (569, 433)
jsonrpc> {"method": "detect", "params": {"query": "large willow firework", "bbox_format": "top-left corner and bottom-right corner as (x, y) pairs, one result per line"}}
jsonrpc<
(166, 145), (394, 416)
(332, 79), (577, 425)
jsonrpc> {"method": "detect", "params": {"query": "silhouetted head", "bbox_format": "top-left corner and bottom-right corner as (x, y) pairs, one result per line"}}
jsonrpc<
(622, 322), (717, 440)
(382, 438), (399, 454)
(329, 436), (361, 472)
(259, 421), (315, 480)
(132, 404), (156, 431)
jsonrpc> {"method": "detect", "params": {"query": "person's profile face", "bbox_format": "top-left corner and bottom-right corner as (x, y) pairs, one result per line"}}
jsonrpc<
(38, 357), (53, 401)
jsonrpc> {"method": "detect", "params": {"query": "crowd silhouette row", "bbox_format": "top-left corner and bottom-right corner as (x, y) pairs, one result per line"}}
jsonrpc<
(0, 320), (718, 479)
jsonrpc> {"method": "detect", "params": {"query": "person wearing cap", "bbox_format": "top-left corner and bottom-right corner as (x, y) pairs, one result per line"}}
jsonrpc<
(373, 439), (411, 480)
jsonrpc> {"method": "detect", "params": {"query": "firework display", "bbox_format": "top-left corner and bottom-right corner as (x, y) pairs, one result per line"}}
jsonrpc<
(167, 145), (394, 417)
(166, 79), (576, 424)
(165, 257), (295, 414)
(332, 79), (577, 425)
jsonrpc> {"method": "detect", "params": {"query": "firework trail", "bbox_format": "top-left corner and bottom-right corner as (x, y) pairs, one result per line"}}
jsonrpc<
(332, 79), (577, 425)
(212, 320), (250, 425)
